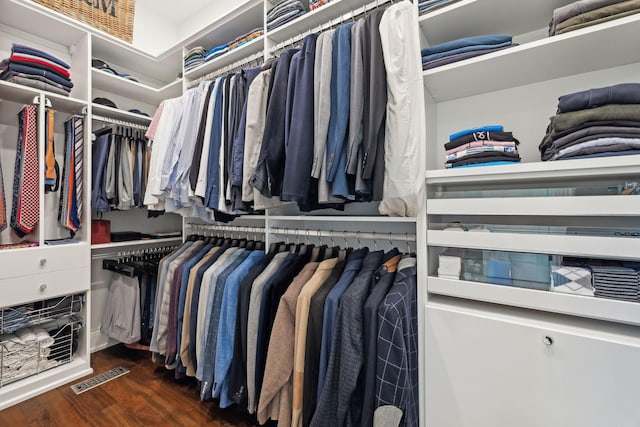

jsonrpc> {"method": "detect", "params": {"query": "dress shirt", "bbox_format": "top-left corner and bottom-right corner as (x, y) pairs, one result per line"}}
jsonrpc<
(258, 262), (320, 426)
(189, 81), (217, 191)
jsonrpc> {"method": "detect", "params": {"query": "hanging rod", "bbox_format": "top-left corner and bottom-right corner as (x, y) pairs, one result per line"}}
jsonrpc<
(186, 224), (266, 234)
(271, 0), (395, 54)
(91, 113), (149, 130)
(91, 243), (181, 260)
(270, 228), (416, 242)
(187, 51), (266, 89)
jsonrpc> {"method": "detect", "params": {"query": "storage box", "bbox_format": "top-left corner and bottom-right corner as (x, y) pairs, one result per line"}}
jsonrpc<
(32, 0), (136, 43)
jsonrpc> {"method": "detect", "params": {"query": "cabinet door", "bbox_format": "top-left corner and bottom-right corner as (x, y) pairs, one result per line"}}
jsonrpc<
(426, 303), (640, 427)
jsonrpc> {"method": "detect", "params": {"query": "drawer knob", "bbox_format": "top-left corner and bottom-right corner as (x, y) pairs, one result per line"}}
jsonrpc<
(40, 284), (47, 292)
(39, 258), (47, 266)
(543, 336), (553, 346)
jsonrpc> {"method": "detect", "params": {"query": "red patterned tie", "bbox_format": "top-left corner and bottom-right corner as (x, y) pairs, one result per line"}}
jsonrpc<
(11, 105), (39, 237)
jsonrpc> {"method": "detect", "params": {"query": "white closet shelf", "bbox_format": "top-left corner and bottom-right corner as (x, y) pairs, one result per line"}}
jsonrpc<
(91, 104), (152, 125)
(0, 80), (87, 113)
(266, 0), (368, 45)
(184, 37), (265, 81)
(425, 154), (640, 184)
(91, 69), (182, 106)
(423, 13), (640, 102)
(428, 277), (640, 326)
(427, 196), (640, 217)
(90, 237), (183, 250)
(418, 0), (571, 46)
(428, 230), (640, 260)
(180, 0), (263, 50)
(267, 215), (417, 222)
(91, 35), (183, 85)
(2, 0), (87, 46)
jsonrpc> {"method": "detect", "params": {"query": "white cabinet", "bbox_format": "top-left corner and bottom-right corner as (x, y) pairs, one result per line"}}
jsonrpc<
(426, 301), (640, 427)
(421, 1), (640, 425)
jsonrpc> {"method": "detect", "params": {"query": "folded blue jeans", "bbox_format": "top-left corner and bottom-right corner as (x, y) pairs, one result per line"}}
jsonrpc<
(421, 34), (512, 56)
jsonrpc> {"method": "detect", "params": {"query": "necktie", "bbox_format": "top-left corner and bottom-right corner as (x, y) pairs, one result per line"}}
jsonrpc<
(0, 152), (6, 232)
(73, 117), (83, 223)
(44, 109), (59, 193)
(58, 116), (83, 235)
(11, 104), (39, 238)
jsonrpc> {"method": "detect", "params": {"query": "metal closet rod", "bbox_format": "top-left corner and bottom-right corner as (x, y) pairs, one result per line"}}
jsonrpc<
(187, 224), (266, 234)
(271, 0), (395, 54)
(188, 51), (265, 88)
(270, 228), (416, 242)
(91, 113), (149, 130)
(91, 244), (181, 260)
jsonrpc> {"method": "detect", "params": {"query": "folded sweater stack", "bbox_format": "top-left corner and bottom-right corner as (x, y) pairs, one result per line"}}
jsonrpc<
(0, 44), (74, 97)
(549, 0), (640, 36)
(421, 34), (514, 70)
(445, 125), (521, 168)
(184, 47), (207, 72)
(539, 83), (640, 161)
(267, 0), (306, 31)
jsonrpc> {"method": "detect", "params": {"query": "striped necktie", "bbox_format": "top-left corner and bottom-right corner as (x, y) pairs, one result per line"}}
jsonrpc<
(11, 104), (39, 238)
(0, 153), (6, 232)
(58, 116), (83, 234)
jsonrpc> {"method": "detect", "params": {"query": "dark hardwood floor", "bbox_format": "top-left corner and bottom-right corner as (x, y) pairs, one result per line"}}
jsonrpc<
(0, 345), (259, 426)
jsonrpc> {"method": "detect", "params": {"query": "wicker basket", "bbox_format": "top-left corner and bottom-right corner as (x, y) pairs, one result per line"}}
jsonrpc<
(32, 0), (136, 43)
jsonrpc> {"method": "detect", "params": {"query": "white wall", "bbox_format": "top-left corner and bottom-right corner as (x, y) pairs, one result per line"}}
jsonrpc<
(132, 0), (180, 55)
(176, 1), (247, 41)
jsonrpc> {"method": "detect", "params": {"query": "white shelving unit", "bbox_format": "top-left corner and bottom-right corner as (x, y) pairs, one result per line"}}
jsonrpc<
(422, 1), (640, 425)
(90, 237), (183, 250)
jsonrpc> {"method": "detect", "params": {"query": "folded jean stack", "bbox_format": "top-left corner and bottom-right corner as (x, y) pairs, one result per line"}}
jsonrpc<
(267, 0), (307, 32)
(539, 83), (640, 161)
(445, 125), (521, 168)
(421, 34), (513, 70)
(419, 0), (461, 15)
(0, 44), (73, 97)
(184, 47), (207, 73)
(549, 0), (640, 36)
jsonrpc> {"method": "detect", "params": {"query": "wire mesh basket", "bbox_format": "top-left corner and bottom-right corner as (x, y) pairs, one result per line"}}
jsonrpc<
(0, 319), (82, 388)
(0, 294), (83, 335)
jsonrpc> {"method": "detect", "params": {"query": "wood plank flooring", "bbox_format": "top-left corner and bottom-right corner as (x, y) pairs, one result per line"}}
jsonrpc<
(0, 345), (260, 426)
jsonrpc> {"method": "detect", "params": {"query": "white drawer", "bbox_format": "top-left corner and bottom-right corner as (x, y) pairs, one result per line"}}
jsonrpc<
(0, 244), (89, 280)
(0, 268), (89, 308)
